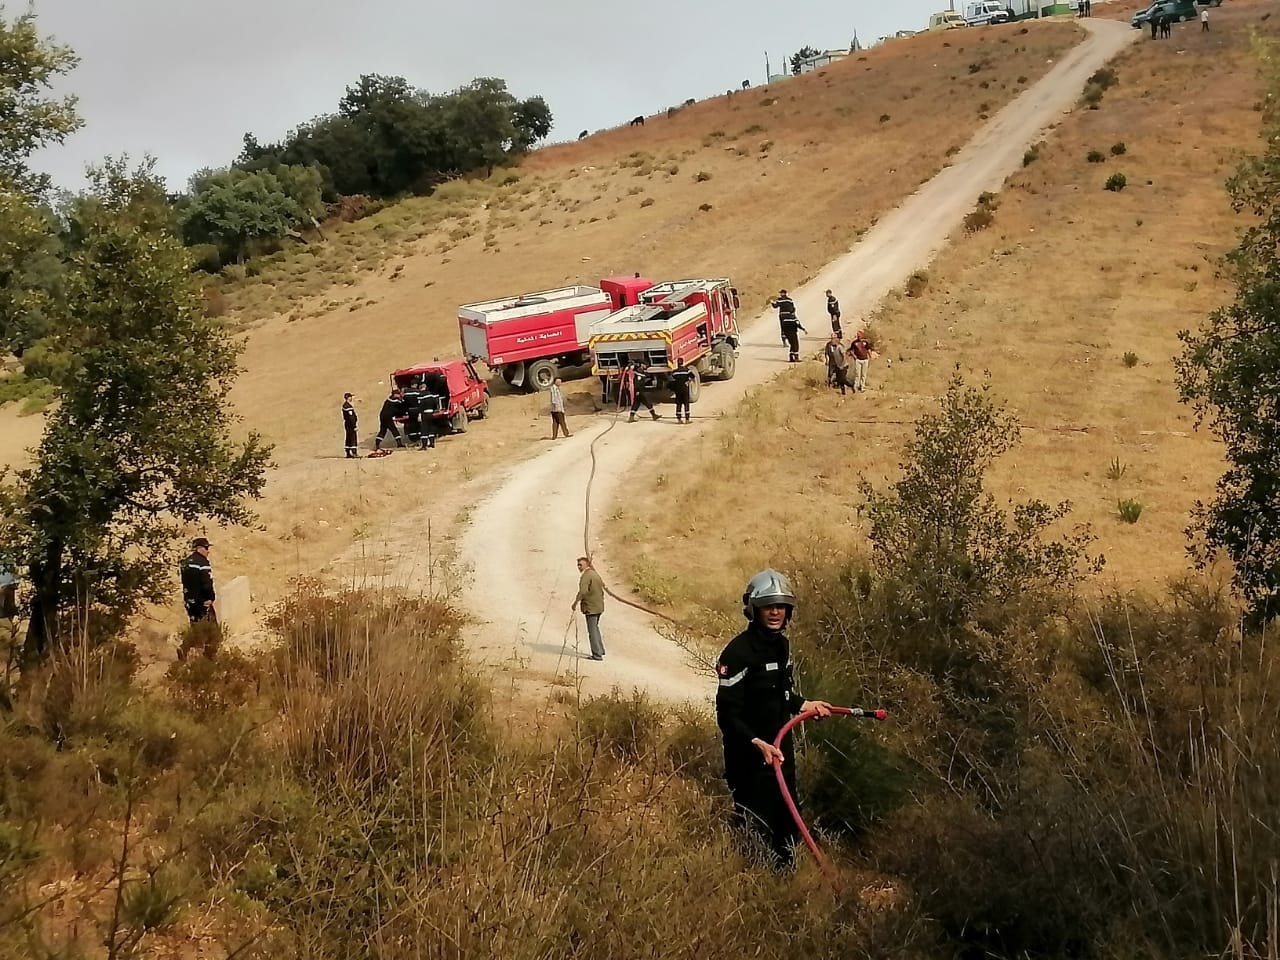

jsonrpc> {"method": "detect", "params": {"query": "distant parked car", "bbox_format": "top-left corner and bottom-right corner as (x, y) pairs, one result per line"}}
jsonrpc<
(391, 359), (490, 435)
(963, 1), (1012, 26)
(1131, 0), (1210, 28)
(928, 10), (969, 29)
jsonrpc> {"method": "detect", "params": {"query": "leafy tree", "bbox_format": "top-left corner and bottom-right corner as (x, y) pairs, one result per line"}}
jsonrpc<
(182, 164), (325, 262)
(1176, 42), (1280, 625)
(0, 10), (82, 356)
(791, 45), (821, 76)
(0, 12), (81, 196)
(2, 159), (272, 661)
(512, 96), (553, 153)
(860, 375), (1100, 639)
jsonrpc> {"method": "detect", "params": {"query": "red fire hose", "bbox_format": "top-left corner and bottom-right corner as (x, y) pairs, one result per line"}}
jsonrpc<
(772, 706), (888, 871)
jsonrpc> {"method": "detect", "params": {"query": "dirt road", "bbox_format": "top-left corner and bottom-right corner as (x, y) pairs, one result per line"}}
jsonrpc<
(466, 19), (1139, 704)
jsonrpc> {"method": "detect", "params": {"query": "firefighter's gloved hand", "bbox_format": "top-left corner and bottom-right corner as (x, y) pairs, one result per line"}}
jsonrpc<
(801, 700), (834, 718)
(751, 738), (785, 766)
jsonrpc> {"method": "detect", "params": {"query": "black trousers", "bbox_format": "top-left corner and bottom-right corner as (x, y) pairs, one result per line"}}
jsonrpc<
(375, 419), (405, 447)
(674, 396), (690, 419)
(829, 315), (843, 338)
(783, 328), (800, 361)
(344, 426), (358, 456)
(630, 391), (655, 413)
(727, 758), (800, 868)
(185, 600), (216, 624)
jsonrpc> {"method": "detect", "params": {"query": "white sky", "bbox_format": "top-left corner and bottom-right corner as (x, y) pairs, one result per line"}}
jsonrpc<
(32, 0), (953, 192)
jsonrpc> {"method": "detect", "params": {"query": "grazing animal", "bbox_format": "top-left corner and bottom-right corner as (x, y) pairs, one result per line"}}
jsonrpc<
(578, 129), (588, 140)
(741, 79), (751, 90)
(684, 97), (695, 107)
(630, 115), (645, 127)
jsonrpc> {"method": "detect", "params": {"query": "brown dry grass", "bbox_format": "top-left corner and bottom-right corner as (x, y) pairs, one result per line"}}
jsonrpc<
(0, 20), (1084, 638)
(613, 0), (1277, 621)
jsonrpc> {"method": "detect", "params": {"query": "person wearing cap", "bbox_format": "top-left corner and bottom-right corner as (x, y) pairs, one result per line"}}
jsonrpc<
(715, 568), (832, 867)
(342, 393), (359, 459)
(180, 538), (216, 623)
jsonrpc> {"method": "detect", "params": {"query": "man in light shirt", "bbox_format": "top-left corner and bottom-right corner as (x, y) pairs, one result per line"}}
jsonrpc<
(549, 377), (571, 439)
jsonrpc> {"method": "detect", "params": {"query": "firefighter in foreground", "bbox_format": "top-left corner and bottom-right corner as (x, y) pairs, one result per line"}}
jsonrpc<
(715, 569), (832, 867)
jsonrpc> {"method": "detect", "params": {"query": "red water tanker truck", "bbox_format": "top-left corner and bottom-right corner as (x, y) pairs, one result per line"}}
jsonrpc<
(458, 276), (655, 392)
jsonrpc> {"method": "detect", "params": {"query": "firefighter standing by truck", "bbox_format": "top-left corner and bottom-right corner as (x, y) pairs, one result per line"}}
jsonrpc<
(342, 393), (358, 458)
(619, 359), (662, 423)
(715, 569), (833, 867)
(669, 358), (696, 424)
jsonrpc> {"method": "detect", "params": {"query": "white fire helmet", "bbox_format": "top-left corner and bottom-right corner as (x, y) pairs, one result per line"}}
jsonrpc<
(741, 568), (796, 621)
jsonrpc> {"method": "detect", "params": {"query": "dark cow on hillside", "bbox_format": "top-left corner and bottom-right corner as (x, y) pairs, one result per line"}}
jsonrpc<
(578, 129), (588, 140)
(683, 97), (695, 107)
(630, 115), (645, 127)
(741, 79), (751, 89)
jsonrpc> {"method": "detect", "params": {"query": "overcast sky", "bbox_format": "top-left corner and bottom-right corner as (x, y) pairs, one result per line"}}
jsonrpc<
(32, 0), (949, 193)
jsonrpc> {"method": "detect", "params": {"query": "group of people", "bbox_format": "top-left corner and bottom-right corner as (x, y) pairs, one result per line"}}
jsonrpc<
(340, 384), (444, 457)
(825, 330), (873, 395)
(569, 553), (832, 868)
(1150, 6), (1209, 39)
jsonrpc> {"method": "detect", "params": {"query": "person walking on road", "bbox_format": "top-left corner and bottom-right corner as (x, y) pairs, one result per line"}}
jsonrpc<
(1150, 14), (1158, 39)
(716, 569), (833, 868)
(850, 329), (873, 392)
(825, 334), (853, 395)
(825, 289), (843, 338)
(1201, 7), (1209, 31)
(669, 357), (696, 424)
(342, 393), (359, 459)
(180, 537), (217, 624)
(620, 359), (662, 423)
(772, 290), (797, 344)
(374, 389), (406, 451)
(549, 377), (572, 439)
(571, 556), (606, 661)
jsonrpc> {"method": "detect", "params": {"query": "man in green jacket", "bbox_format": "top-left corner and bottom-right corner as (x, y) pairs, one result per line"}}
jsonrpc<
(572, 556), (606, 660)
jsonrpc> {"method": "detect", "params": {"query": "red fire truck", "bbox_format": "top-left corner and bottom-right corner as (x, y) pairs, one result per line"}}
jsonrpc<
(458, 276), (654, 392)
(588, 278), (740, 403)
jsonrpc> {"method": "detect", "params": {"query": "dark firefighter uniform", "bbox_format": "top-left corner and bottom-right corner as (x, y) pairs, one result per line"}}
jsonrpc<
(826, 292), (843, 338)
(669, 364), (696, 424)
(375, 393), (406, 450)
(180, 545), (216, 624)
(342, 396), (358, 458)
(401, 380), (424, 443)
(775, 293), (804, 363)
(715, 583), (807, 865)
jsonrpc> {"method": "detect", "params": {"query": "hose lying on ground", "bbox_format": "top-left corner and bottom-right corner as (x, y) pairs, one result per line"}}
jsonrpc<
(772, 706), (888, 872)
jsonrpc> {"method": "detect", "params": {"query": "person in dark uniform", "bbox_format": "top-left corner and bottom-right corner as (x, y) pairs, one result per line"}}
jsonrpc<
(180, 537), (217, 624)
(669, 357), (696, 424)
(342, 393), (358, 458)
(715, 569), (832, 867)
(400, 377), (424, 445)
(620, 359), (662, 423)
(773, 290), (797, 344)
(825, 289), (843, 338)
(375, 389), (406, 451)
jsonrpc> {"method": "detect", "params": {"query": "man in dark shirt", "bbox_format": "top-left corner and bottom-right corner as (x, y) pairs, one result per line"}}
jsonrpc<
(342, 393), (358, 458)
(715, 569), (832, 867)
(375, 389), (407, 451)
(180, 537), (216, 623)
(773, 290), (797, 344)
(669, 358), (696, 424)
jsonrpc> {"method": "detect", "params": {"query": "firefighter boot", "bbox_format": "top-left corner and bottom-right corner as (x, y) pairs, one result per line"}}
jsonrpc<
(628, 412), (637, 423)
(651, 411), (662, 421)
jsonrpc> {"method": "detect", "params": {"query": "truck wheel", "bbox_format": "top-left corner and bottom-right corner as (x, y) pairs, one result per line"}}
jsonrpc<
(475, 397), (490, 419)
(452, 409), (468, 433)
(712, 343), (737, 381)
(502, 363), (524, 389)
(686, 366), (702, 403)
(525, 359), (557, 392)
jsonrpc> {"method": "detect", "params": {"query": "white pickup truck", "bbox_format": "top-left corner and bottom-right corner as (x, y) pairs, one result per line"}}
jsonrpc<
(964, 1), (1012, 25)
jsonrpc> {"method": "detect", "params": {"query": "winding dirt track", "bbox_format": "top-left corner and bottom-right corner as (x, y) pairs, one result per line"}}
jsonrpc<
(458, 19), (1137, 704)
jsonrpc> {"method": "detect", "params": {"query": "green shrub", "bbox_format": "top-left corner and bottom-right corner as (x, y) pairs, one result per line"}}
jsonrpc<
(964, 206), (995, 232)
(698, 202), (713, 212)
(1111, 141), (1127, 156)
(1117, 499), (1143, 523)
(1106, 457), (1128, 481)
(879, 113), (891, 123)
(1022, 144), (1041, 167)
(576, 690), (664, 763)
(905, 270), (929, 298)
(1089, 67), (1119, 90)
(1087, 150), (1106, 164)
(1123, 350), (1139, 367)
(1105, 172), (1128, 192)
(1082, 84), (1105, 108)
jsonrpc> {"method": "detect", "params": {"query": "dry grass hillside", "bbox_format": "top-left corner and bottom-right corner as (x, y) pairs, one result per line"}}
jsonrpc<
(0, 20), (1083, 632)
(611, 0), (1274, 620)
